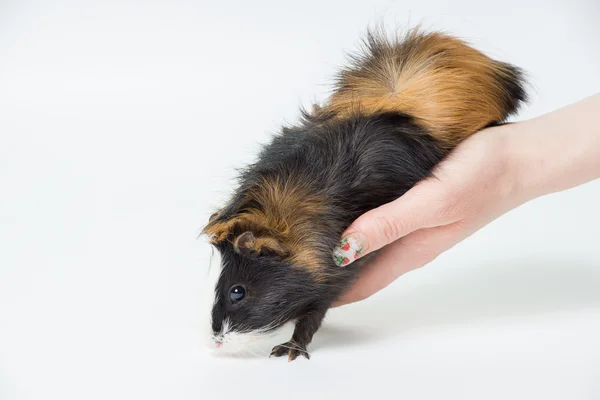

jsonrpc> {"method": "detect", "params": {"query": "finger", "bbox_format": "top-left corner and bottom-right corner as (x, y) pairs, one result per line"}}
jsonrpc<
(332, 182), (451, 267)
(332, 220), (469, 307)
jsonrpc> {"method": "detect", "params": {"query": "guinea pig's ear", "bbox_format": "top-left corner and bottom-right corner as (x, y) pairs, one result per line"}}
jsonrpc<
(233, 231), (289, 259)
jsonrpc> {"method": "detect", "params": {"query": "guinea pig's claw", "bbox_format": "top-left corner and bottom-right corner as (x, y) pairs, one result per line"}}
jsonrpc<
(270, 341), (310, 362)
(287, 349), (310, 362)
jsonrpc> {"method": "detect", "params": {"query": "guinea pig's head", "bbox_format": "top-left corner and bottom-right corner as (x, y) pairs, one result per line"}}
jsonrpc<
(202, 230), (319, 354)
(200, 182), (339, 354)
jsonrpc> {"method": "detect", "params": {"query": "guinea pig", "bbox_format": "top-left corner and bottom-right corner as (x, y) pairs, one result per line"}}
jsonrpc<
(200, 26), (528, 361)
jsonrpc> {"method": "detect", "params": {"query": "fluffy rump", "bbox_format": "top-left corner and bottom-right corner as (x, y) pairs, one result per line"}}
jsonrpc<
(320, 27), (528, 146)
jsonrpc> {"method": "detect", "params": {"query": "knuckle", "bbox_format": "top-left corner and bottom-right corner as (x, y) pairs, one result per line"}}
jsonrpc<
(373, 214), (402, 244)
(411, 238), (441, 264)
(420, 249), (440, 265)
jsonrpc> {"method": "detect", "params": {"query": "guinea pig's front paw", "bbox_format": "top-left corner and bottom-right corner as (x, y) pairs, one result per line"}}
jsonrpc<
(270, 341), (310, 362)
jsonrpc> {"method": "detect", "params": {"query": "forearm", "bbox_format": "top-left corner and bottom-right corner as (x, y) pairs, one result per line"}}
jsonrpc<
(509, 93), (600, 201)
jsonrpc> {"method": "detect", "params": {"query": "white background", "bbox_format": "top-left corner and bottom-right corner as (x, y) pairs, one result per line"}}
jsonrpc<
(1, 0), (600, 399)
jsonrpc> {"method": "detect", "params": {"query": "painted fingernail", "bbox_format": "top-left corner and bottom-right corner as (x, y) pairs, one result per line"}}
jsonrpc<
(333, 235), (365, 267)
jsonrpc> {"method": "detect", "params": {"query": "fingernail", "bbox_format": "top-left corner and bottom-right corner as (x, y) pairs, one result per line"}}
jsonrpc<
(333, 234), (365, 267)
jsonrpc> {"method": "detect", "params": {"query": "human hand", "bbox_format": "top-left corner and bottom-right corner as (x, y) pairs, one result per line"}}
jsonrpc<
(331, 124), (526, 306)
(333, 93), (600, 306)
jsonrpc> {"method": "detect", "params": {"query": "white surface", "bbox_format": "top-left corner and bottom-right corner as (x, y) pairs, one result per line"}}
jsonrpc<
(1, 1), (600, 399)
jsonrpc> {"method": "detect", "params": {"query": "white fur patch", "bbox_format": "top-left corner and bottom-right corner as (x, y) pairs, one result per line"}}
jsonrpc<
(214, 318), (262, 354)
(213, 318), (293, 356)
(200, 246), (293, 357)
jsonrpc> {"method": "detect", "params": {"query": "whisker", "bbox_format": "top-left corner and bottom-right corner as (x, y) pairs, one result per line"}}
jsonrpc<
(274, 343), (304, 352)
(249, 342), (271, 357)
(244, 345), (264, 359)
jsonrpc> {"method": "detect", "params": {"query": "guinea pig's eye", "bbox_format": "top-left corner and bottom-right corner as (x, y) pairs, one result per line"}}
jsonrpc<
(229, 285), (246, 303)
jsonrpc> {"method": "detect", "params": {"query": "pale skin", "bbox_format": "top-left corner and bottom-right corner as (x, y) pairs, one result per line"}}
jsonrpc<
(333, 92), (600, 307)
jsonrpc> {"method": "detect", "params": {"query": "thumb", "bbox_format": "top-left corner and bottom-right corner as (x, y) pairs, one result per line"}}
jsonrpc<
(332, 184), (443, 267)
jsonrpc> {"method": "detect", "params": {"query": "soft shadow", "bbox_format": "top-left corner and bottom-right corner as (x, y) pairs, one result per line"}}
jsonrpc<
(310, 324), (379, 351)
(317, 257), (600, 346)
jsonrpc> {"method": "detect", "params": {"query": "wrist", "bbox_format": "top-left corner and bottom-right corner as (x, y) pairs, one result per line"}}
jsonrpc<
(503, 95), (600, 203)
(470, 122), (540, 210)
(502, 119), (549, 204)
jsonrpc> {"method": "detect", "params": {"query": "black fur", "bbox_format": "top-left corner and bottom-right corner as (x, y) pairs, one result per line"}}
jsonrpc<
(495, 61), (529, 115)
(210, 112), (451, 356)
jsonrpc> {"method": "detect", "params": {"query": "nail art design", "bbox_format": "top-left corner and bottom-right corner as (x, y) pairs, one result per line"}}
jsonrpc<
(333, 235), (364, 267)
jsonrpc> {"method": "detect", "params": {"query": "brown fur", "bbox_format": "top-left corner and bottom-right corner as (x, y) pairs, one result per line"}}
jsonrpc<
(203, 176), (328, 276)
(319, 28), (521, 147)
